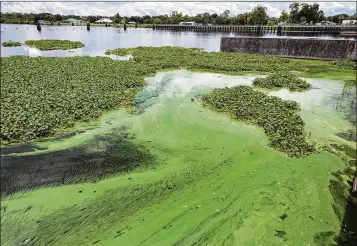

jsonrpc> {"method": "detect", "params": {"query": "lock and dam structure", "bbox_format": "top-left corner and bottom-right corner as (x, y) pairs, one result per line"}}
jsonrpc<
(153, 25), (356, 38)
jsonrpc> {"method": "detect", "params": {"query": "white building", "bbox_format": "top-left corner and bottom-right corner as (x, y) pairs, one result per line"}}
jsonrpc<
(342, 20), (357, 25)
(179, 22), (197, 26)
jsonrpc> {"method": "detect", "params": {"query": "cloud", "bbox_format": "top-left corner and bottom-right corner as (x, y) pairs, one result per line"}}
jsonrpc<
(0, 1), (355, 18)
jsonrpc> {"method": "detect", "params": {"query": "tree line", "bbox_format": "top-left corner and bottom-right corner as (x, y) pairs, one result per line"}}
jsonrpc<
(1, 2), (356, 25)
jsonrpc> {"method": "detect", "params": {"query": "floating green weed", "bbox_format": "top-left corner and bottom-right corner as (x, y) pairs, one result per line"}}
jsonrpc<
(330, 59), (356, 70)
(0, 46), (352, 152)
(24, 39), (84, 50)
(0, 56), (156, 143)
(105, 46), (308, 73)
(2, 41), (21, 47)
(252, 72), (311, 90)
(201, 85), (315, 157)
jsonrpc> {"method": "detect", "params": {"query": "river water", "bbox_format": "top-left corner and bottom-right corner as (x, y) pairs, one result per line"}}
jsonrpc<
(1, 23), (356, 246)
(1, 70), (356, 245)
(0, 23), (352, 57)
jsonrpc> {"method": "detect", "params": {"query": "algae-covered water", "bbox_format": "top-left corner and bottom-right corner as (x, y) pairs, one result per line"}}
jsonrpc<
(1, 70), (356, 245)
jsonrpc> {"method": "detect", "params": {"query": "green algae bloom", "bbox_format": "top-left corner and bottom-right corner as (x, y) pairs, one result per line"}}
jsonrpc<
(201, 85), (315, 157)
(0, 68), (355, 246)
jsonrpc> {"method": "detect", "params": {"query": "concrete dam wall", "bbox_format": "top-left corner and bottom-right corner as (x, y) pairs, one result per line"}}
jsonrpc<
(220, 37), (357, 60)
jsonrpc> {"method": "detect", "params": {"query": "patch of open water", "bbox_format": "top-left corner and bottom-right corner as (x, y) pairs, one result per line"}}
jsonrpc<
(1, 24), (353, 58)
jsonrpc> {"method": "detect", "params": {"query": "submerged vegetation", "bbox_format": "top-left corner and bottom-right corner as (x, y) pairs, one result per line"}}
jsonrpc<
(252, 72), (311, 90)
(24, 39), (85, 50)
(201, 86), (315, 157)
(2, 40), (21, 47)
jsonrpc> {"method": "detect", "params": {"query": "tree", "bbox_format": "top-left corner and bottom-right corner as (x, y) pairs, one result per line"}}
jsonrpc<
(236, 13), (248, 25)
(221, 10), (231, 18)
(317, 10), (325, 22)
(289, 2), (300, 24)
(152, 18), (162, 24)
(113, 13), (122, 24)
(300, 16), (307, 24)
(250, 6), (268, 25)
(279, 10), (289, 23)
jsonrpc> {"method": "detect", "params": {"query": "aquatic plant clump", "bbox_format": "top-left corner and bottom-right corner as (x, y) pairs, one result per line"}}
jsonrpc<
(0, 56), (157, 143)
(201, 86), (315, 157)
(105, 46), (308, 73)
(329, 59), (356, 70)
(2, 41), (21, 47)
(252, 72), (311, 90)
(24, 39), (85, 50)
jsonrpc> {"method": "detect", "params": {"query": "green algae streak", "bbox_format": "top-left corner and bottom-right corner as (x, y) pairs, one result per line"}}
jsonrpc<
(1, 70), (356, 245)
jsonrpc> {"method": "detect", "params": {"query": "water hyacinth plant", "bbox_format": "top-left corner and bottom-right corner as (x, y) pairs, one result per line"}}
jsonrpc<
(2, 41), (21, 47)
(105, 46), (309, 73)
(329, 59), (357, 70)
(0, 56), (157, 143)
(201, 85), (315, 157)
(24, 39), (85, 50)
(252, 72), (311, 90)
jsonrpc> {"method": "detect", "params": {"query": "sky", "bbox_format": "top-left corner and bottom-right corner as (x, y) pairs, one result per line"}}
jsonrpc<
(0, 1), (356, 18)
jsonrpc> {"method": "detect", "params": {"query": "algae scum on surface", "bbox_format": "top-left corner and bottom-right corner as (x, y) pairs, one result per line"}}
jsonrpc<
(1, 48), (356, 246)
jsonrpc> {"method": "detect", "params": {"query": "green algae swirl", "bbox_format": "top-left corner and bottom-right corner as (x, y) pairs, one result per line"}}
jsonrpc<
(201, 85), (315, 157)
(24, 39), (84, 50)
(1, 69), (356, 246)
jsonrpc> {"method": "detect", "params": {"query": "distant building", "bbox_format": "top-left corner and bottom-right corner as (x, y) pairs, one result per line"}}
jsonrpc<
(37, 20), (45, 24)
(179, 22), (197, 26)
(317, 21), (336, 26)
(128, 21), (136, 24)
(342, 20), (357, 25)
(278, 21), (287, 26)
(95, 18), (113, 24)
(64, 18), (82, 24)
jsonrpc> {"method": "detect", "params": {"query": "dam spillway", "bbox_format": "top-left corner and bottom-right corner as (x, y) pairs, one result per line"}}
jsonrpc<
(220, 37), (357, 61)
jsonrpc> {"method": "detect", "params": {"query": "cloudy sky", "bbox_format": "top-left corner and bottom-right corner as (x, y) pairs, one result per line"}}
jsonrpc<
(1, 1), (355, 18)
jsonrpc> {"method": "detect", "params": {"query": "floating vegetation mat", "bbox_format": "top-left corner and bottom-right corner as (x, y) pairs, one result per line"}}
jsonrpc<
(2, 40), (21, 47)
(252, 71), (311, 90)
(24, 39), (85, 50)
(105, 46), (309, 73)
(201, 85), (315, 157)
(330, 59), (357, 70)
(0, 56), (156, 143)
